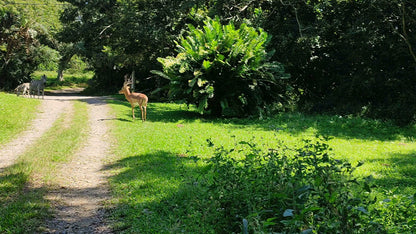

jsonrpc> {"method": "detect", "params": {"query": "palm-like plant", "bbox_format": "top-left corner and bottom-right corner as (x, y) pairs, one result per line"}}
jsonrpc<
(155, 17), (290, 117)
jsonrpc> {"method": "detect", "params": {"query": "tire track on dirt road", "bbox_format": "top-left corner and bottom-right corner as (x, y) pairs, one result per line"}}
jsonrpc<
(0, 98), (71, 172)
(0, 93), (115, 233)
(43, 97), (113, 233)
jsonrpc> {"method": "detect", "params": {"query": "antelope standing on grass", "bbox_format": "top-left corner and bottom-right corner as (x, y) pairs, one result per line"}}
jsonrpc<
(119, 75), (148, 121)
(30, 74), (47, 99)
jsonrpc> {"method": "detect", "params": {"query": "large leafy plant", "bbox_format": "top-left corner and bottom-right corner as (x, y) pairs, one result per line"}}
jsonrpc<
(155, 17), (291, 117)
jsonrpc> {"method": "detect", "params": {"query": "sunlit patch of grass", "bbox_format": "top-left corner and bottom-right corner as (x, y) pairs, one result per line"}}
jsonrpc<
(0, 92), (40, 145)
(33, 70), (94, 90)
(106, 101), (416, 232)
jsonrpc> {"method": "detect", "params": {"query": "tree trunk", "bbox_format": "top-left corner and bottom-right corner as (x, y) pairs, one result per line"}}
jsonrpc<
(131, 70), (135, 91)
(57, 69), (64, 82)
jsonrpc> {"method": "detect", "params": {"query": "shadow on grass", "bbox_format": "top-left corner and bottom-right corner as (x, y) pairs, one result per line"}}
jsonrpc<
(367, 150), (416, 193)
(217, 113), (415, 142)
(0, 165), (50, 233)
(0, 162), (113, 233)
(103, 150), (212, 232)
(110, 98), (416, 142)
(108, 98), (203, 123)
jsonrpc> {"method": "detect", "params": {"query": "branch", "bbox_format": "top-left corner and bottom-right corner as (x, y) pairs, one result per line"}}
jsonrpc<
(239, 0), (255, 13)
(399, 3), (416, 64)
(280, 0), (303, 37)
(99, 24), (113, 37)
(377, 1), (416, 66)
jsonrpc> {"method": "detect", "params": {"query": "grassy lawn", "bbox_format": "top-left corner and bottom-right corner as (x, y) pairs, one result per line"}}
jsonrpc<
(106, 98), (416, 232)
(33, 70), (93, 90)
(0, 94), (89, 233)
(0, 92), (41, 145)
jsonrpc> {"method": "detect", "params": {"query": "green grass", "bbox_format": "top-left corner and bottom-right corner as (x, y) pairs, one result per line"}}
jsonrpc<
(106, 99), (416, 232)
(1, 93), (415, 232)
(0, 100), (89, 233)
(0, 170), (49, 233)
(0, 92), (41, 145)
(33, 70), (94, 90)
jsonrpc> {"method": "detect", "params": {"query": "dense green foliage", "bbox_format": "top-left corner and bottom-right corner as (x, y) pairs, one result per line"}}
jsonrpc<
(55, 0), (196, 94)
(52, 0), (416, 124)
(0, 0), (62, 33)
(156, 17), (291, 116)
(1, 0), (416, 122)
(0, 0), (64, 89)
(0, 7), (39, 89)
(291, 0), (416, 125)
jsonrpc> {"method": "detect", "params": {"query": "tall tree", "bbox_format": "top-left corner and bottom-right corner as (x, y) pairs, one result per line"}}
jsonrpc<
(0, 6), (44, 89)
(57, 0), (199, 94)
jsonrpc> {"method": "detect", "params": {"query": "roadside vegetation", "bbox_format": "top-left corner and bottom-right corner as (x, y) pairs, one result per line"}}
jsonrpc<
(0, 93), (40, 145)
(106, 99), (416, 233)
(0, 95), (89, 233)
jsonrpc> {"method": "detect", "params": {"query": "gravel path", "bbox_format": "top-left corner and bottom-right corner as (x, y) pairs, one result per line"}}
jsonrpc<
(0, 98), (71, 172)
(0, 92), (114, 233)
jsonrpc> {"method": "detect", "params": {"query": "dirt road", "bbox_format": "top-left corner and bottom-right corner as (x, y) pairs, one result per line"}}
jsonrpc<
(0, 92), (114, 233)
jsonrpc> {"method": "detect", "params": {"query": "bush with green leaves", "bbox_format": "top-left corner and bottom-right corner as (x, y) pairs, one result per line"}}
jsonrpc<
(370, 190), (416, 233)
(201, 137), (389, 233)
(0, 7), (44, 90)
(155, 17), (291, 117)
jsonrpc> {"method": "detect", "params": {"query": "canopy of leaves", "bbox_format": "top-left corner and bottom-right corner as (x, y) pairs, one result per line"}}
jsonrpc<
(0, 0), (63, 33)
(256, 0), (416, 125)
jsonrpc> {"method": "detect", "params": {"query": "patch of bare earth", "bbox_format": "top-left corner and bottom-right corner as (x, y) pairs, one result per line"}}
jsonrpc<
(0, 91), (114, 233)
(43, 96), (113, 233)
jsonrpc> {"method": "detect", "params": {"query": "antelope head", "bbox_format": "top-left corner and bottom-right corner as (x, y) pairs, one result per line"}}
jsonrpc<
(119, 75), (132, 94)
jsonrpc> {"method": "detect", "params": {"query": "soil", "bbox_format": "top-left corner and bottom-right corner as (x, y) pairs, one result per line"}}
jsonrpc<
(0, 89), (114, 233)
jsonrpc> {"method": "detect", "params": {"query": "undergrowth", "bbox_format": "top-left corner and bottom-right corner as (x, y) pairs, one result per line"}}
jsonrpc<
(195, 137), (415, 233)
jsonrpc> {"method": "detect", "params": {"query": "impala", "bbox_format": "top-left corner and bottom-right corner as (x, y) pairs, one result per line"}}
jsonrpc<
(119, 75), (148, 121)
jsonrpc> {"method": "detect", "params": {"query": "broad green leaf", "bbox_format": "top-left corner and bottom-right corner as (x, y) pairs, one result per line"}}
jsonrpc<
(202, 60), (211, 70)
(150, 70), (171, 80)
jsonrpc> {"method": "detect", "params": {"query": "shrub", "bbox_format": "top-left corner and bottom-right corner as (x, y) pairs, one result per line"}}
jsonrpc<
(202, 137), (385, 233)
(371, 190), (416, 233)
(155, 17), (292, 117)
